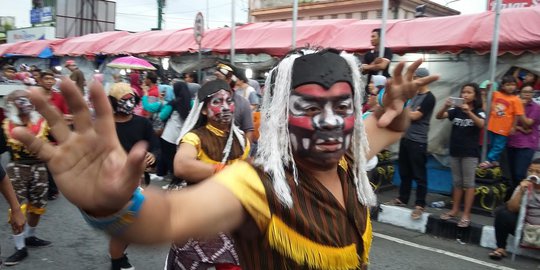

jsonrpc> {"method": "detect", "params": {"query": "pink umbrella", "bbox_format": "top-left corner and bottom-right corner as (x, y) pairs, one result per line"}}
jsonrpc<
(107, 56), (156, 70)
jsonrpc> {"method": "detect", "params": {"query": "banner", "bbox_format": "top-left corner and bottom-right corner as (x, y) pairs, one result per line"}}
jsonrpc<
(487, 0), (539, 10)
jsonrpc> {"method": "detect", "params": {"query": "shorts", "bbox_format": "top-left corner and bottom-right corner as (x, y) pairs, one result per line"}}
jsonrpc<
(6, 162), (48, 210)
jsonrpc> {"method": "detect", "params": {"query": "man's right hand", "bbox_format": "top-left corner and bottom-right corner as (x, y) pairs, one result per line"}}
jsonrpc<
(12, 78), (147, 217)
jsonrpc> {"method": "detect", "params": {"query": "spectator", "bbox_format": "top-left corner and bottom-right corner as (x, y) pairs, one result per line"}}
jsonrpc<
(489, 158), (540, 260)
(235, 74), (260, 110)
(436, 83), (485, 227)
(0, 65), (20, 83)
(387, 67), (436, 220)
(64, 60), (85, 94)
(513, 68), (540, 90)
(362, 28), (393, 91)
(506, 84), (540, 197)
(479, 75), (525, 169)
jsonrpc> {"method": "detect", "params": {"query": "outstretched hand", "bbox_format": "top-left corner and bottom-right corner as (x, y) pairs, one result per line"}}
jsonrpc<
(12, 79), (147, 216)
(377, 59), (439, 127)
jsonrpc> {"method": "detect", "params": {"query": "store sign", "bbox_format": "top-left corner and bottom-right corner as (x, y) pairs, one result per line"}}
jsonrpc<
(487, 0), (539, 10)
(7, 26), (56, 43)
(30, 6), (54, 24)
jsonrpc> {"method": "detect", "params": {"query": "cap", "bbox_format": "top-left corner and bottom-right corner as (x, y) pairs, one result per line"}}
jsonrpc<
(216, 63), (233, 77)
(371, 75), (387, 87)
(479, 80), (499, 90)
(64, 60), (76, 67)
(108, 83), (134, 100)
(197, 79), (231, 102)
(414, 67), (430, 78)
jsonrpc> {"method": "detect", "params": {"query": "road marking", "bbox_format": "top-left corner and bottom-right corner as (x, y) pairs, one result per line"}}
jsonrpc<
(373, 232), (516, 270)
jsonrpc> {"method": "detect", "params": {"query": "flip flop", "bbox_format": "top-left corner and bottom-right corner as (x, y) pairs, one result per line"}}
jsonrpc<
(488, 249), (507, 260)
(440, 212), (458, 221)
(457, 218), (471, 228)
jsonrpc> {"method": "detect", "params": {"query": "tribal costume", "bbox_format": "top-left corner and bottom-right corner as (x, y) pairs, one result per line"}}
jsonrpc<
(166, 80), (249, 270)
(211, 49), (375, 269)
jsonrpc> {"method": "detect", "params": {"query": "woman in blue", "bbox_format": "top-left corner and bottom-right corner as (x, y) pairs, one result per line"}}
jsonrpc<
(436, 83), (485, 227)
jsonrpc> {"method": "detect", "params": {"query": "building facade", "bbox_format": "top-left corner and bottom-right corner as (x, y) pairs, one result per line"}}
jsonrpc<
(249, 0), (459, 22)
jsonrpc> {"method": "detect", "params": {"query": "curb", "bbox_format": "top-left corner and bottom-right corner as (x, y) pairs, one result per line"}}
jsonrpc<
(375, 205), (540, 260)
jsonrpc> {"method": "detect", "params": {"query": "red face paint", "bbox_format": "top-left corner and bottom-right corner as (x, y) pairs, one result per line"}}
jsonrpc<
(206, 89), (235, 124)
(288, 82), (355, 167)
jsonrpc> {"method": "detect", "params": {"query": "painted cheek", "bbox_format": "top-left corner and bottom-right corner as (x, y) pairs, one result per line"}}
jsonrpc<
(343, 116), (355, 132)
(288, 115), (315, 131)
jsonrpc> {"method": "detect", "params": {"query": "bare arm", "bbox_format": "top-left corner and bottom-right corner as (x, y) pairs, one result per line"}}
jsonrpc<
(118, 179), (246, 244)
(506, 180), (530, 212)
(409, 109), (423, 121)
(362, 58), (390, 73)
(0, 175), (25, 233)
(466, 108), (485, 128)
(174, 143), (215, 183)
(436, 99), (451, 119)
(519, 114), (534, 127)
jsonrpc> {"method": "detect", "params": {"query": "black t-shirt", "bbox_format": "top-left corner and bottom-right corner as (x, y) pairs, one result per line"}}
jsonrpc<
(447, 107), (486, 157)
(115, 115), (159, 155)
(363, 47), (393, 78)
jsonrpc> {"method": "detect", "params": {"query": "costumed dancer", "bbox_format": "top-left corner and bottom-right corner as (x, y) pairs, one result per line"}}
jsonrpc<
(12, 49), (438, 269)
(0, 90), (51, 266)
(166, 79), (249, 270)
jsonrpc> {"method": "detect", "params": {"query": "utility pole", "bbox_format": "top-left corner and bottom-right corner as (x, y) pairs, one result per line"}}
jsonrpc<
(157, 0), (164, 30)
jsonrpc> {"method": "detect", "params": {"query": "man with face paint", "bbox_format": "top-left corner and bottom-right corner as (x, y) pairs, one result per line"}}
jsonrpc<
(108, 83), (160, 270)
(13, 49), (438, 270)
(165, 79), (249, 270)
(0, 90), (51, 266)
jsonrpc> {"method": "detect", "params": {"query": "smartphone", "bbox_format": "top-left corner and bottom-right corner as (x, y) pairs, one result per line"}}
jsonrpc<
(450, 97), (464, 106)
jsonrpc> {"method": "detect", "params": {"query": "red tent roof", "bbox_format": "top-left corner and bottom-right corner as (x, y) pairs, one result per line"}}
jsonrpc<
(3, 39), (67, 57)
(51, 31), (131, 56)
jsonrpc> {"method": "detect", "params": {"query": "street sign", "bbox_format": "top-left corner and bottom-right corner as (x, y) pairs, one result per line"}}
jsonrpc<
(487, 0), (538, 10)
(194, 12), (204, 44)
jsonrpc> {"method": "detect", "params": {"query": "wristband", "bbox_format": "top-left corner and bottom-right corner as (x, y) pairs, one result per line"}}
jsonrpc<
(80, 187), (145, 235)
(377, 88), (411, 108)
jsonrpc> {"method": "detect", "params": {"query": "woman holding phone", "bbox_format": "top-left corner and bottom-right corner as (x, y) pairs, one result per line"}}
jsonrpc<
(436, 83), (486, 227)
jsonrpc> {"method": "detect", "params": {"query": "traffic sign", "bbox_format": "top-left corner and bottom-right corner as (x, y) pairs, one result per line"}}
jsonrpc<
(194, 12), (204, 44)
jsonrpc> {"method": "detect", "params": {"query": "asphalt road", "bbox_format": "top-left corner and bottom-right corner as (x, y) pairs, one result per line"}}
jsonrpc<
(0, 183), (537, 270)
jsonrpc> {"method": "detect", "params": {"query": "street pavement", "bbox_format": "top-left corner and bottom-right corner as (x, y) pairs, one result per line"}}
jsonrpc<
(0, 182), (537, 269)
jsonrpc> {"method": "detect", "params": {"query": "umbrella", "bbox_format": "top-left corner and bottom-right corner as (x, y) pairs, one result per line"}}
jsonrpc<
(107, 56), (156, 70)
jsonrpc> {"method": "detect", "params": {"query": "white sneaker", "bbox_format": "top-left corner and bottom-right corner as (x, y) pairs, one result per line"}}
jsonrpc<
(161, 184), (169, 190)
(150, 173), (164, 181)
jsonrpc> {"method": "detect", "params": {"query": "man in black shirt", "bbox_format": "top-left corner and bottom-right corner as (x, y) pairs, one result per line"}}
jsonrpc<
(108, 82), (159, 270)
(362, 28), (393, 91)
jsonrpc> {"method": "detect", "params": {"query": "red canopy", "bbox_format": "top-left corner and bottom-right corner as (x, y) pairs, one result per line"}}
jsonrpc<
(0, 43), (17, 56)
(3, 39), (67, 57)
(212, 19), (357, 56)
(52, 31), (131, 56)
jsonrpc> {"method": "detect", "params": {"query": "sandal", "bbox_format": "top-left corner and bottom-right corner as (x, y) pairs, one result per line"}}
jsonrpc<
(440, 212), (458, 221)
(385, 198), (406, 207)
(457, 218), (471, 228)
(488, 249), (507, 260)
(411, 206), (425, 220)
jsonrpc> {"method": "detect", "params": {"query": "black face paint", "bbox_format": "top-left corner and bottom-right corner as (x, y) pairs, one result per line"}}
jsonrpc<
(291, 50), (353, 90)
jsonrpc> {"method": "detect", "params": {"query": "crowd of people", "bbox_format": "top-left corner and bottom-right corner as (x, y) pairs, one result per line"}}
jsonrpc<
(0, 32), (538, 269)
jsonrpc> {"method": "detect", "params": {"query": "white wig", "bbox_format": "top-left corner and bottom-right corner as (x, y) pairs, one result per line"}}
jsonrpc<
(254, 49), (377, 208)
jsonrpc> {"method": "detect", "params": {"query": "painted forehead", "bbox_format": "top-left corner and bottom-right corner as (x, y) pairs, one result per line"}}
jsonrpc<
(292, 82), (353, 98)
(291, 51), (353, 90)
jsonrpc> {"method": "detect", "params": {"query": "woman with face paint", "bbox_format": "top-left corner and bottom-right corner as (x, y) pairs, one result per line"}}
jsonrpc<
(0, 90), (51, 266)
(164, 79), (249, 270)
(13, 49), (438, 270)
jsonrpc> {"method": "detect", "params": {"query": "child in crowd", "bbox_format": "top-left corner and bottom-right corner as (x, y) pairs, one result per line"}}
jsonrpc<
(479, 75), (525, 169)
(436, 83), (485, 227)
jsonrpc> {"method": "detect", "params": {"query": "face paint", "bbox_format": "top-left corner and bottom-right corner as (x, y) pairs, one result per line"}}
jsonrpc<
(13, 96), (34, 115)
(205, 90), (235, 124)
(116, 96), (136, 115)
(288, 82), (354, 166)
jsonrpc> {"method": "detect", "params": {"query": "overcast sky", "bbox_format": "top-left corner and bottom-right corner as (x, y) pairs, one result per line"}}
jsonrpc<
(1, 0), (487, 31)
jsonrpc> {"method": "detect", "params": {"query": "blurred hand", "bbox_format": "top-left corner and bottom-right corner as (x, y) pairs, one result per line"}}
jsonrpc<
(145, 152), (156, 167)
(12, 79), (146, 216)
(460, 103), (471, 113)
(377, 59), (439, 127)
